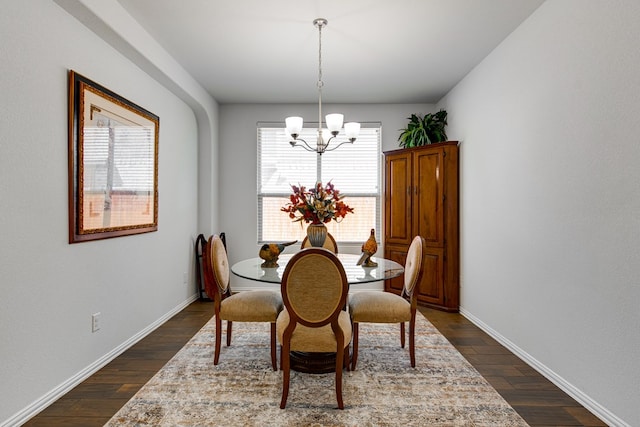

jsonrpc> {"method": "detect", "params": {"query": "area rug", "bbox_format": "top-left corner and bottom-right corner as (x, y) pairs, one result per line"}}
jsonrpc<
(106, 313), (528, 426)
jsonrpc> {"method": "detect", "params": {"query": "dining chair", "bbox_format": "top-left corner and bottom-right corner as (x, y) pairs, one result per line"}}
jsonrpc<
(348, 235), (425, 369)
(202, 234), (283, 370)
(276, 248), (352, 409)
(300, 232), (338, 253)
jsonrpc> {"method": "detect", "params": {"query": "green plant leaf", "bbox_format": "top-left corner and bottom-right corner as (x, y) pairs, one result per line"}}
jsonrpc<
(397, 109), (448, 147)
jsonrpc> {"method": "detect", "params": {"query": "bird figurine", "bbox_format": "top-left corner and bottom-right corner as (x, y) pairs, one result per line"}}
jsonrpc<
(356, 228), (378, 267)
(259, 240), (297, 268)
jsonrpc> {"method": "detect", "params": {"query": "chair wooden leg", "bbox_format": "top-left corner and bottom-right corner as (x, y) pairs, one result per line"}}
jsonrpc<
(226, 320), (232, 346)
(344, 344), (350, 372)
(409, 317), (416, 368)
(270, 323), (277, 371)
(400, 321), (406, 348)
(335, 343), (344, 409)
(351, 322), (359, 370)
(279, 343), (291, 409)
(214, 316), (222, 365)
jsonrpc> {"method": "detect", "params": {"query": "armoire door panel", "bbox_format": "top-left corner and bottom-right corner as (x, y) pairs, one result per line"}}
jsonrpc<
(384, 245), (408, 294)
(416, 247), (444, 305)
(413, 150), (443, 247)
(385, 153), (412, 245)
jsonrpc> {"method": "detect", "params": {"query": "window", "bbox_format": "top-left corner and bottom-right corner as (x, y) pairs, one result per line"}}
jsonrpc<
(257, 123), (381, 244)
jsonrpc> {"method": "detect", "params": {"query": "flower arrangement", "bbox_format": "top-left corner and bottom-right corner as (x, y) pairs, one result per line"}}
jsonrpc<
(281, 181), (354, 225)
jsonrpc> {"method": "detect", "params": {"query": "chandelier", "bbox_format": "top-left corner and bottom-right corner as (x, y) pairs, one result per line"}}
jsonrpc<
(285, 18), (360, 155)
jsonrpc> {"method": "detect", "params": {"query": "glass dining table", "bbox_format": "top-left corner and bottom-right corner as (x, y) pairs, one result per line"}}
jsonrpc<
(231, 252), (404, 374)
(231, 253), (404, 285)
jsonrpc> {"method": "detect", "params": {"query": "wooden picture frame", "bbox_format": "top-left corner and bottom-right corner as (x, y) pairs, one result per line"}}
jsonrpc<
(68, 70), (159, 243)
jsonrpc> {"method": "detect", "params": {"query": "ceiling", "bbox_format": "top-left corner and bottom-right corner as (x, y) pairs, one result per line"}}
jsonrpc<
(117, 0), (544, 104)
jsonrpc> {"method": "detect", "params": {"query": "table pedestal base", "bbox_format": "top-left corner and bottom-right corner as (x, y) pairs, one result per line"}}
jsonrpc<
(290, 351), (337, 374)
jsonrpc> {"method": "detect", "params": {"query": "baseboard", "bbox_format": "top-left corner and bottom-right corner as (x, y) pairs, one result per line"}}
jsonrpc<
(2, 294), (199, 427)
(459, 307), (629, 427)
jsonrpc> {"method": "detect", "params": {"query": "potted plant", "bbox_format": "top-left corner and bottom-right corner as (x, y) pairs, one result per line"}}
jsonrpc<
(398, 109), (448, 148)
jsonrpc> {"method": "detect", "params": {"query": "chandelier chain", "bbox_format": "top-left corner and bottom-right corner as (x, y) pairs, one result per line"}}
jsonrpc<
(317, 20), (324, 136)
(317, 20), (323, 89)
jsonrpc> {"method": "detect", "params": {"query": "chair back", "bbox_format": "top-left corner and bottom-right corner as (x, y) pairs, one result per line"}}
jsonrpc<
(203, 235), (231, 301)
(281, 248), (348, 328)
(300, 233), (338, 253)
(404, 236), (425, 297)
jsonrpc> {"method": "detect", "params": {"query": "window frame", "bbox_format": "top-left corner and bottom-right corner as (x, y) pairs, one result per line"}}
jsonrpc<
(257, 121), (382, 245)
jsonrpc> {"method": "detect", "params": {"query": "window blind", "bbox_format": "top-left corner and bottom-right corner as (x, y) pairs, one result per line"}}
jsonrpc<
(83, 123), (154, 193)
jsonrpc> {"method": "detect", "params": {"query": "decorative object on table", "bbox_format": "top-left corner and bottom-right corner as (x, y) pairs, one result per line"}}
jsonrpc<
(258, 240), (298, 268)
(356, 228), (378, 267)
(284, 18), (360, 155)
(305, 223), (327, 248)
(398, 109), (448, 148)
(281, 181), (353, 248)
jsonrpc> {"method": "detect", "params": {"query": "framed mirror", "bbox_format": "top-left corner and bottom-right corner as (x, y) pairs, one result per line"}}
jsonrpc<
(68, 70), (159, 243)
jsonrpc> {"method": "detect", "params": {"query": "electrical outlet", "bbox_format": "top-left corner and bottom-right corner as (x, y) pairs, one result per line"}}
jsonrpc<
(183, 271), (188, 284)
(92, 312), (101, 332)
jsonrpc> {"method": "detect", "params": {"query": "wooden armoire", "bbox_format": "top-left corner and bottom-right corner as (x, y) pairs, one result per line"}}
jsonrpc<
(383, 142), (459, 312)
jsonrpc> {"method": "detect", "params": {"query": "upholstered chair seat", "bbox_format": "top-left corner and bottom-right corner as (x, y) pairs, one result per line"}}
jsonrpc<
(349, 291), (411, 324)
(221, 290), (282, 322)
(276, 309), (352, 352)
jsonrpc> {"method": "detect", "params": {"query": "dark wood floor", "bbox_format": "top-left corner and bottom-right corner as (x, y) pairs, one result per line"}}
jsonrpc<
(23, 301), (606, 426)
(421, 307), (606, 427)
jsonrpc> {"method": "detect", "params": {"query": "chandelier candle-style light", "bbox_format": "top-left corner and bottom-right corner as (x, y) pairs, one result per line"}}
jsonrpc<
(285, 18), (360, 155)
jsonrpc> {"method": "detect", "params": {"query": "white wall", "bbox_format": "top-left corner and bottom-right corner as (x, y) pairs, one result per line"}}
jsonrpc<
(439, 1), (640, 425)
(219, 103), (434, 290)
(4, 0), (637, 425)
(0, 2), (204, 425)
